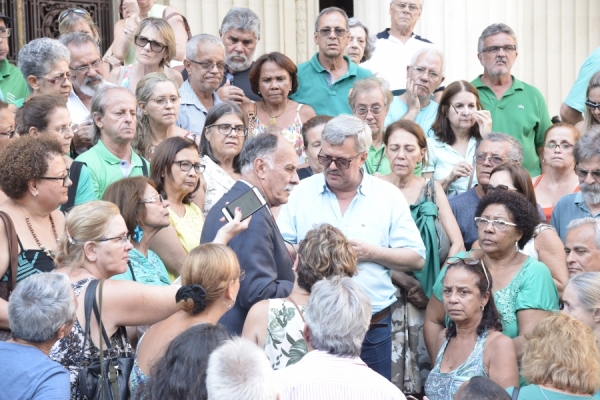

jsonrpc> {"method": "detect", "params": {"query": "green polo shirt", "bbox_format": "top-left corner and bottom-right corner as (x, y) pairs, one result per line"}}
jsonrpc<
(291, 54), (371, 116)
(0, 59), (29, 107)
(472, 75), (551, 176)
(365, 144), (391, 175)
(75, 140), (149, 199)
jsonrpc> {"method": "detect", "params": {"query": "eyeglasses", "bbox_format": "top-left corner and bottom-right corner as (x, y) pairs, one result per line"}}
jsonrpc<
(473, 153), (513, 166)
(38, 168), (71, 186)
(238, 269), (246, 282)
(447, 257), (490, 291)
(474, 217), (517, 231)
(0, 28), (10, 38)
(317, 151), (361, 170)
(134, 36), (167, 53)
(149, 96), (181, 106)
(355, 105), (383, 116)
(0, 128), (16, 138)
(96, 235), (131, 245)
(70, 59), (103, 75)
(585, 99), (600, 110)
(487, 184), (518, 192)
(58, 8), (91, 24)
(409, 66), (440, 80)
(174, 160), (205, 174)
(393, 2), (420, 12)
(138, 194), (164, 204)
(43, 73), (71, 85)
(206, 123), (248, 137)
(187, 59), (226, 71)
(317, 27), (348, 37)
(575, 166), (600, 181)
(481, 45), (517, 54)
(451, 104), (477, 114)
(44, 125), (74, 136)
(545, 142), (573, 150)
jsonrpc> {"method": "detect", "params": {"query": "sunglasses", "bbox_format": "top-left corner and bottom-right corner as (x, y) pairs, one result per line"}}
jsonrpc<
(134, 36), (168, 53)
(447, 257), (490, 291)
(585, 99), (600, 110)
(575, 166), (600, 181)
(487, 184), (517, 192)
(58, 8), (91, 24)
(317, 151), (361, 170)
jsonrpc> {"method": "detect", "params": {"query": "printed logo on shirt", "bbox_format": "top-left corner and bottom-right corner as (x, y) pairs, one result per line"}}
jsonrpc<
(518, 105), (524, 109)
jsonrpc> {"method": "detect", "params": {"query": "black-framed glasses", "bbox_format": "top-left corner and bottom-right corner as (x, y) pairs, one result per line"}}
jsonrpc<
(544, 142), (573, 150)
(481, 45), (517, 54)
(317, 151), (361, 170)
(187, 59), (226, 71)
(38, 169), (71, 186)
(96, 235), (131, 245)
(134, 36), (167, 53)
(355, 105), (383, 116)
(446, 257), (490, 291)
(70, 59), (103, 75)
(487, 184), (518, 192)
(0, 28), (10, 38)
(473, 153), (512, 166)
(317, 27), (348, 37)
(474, 217), (517, 231)
(0, 128), (16, 138)
(575, 166), (600, 181)
(138, 194), (164, 204)
(44, 125), (74, 136)
(149, 96), (181, 106)
(43, 73), (71, 85)
(206, 123), (247, 137)
(585, 99), (600, 110)
(409, 65), (440, 79)
(173, 160), (205, 174)
(58, 8), (91, 24)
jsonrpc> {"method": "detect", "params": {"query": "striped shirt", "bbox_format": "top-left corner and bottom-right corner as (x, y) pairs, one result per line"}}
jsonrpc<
(276, 350), (405, 400)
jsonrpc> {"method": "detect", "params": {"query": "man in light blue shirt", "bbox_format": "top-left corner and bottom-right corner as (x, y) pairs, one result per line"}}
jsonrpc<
(278, 115), (425, 380)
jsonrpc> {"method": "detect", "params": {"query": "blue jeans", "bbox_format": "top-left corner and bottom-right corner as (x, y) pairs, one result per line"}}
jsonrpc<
(360, 313), (392, 380)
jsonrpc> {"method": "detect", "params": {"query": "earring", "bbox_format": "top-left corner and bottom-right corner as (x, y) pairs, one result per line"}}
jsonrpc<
(225, 299), (235, 309)
(31, 191), (38, 197)
(515, 241), (519, 252)
(481, 305), (484, 311)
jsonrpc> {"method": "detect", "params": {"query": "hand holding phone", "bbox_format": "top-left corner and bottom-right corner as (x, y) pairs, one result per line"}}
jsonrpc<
(221, 187), (266, 222)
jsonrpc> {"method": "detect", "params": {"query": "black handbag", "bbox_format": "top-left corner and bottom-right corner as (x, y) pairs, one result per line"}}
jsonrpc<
(77, 279), (134, 400)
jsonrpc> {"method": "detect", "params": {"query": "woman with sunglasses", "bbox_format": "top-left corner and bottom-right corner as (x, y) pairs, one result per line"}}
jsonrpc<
(424, 190), (559, 365)
(108, 18), (183, 94)
(575, 70), (600, 135)
(17, 38), (72, 103)
(423, 81), (492, 197)
(424, 258), (519, 399)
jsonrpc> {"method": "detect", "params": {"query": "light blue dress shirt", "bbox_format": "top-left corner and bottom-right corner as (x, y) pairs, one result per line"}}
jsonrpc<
(176, 80), (223, 135)
(384, 96), (439, 137)
(277, 172), (426, 314)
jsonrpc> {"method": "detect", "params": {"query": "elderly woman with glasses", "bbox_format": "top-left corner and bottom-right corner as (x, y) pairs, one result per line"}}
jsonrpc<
(424, 190), (559, 365)
(109, 17), (183, 93)
(17, 38), (72, 103)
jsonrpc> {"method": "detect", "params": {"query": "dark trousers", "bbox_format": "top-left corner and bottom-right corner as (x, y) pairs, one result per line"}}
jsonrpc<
(360, 313), (392, 380)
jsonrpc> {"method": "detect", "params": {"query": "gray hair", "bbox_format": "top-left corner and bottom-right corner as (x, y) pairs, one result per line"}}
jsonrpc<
(304, 276), (371, 357)
(567, 217), (600, 249)
(347, 18), (376, 62)
(574, 125), (600, 165)
(348, 76), (393, 111)
(89, 86), (134, 143)
(206, 337), (278, 400)
(390, 0), (424, 6)
(186, 34), (224, 61)
(568, 272), (600, 313)
(321, 114), (372, 153)
(315, 7), (348, 32)
(8, 273), (76, 343)
(219, 7), (261, 41)
(17, 38), (71, 92)
(484, 132), (523, 163)
(410, 46), (446, 76)
(58, 31), (101, 57)
(477, 23), (518, 53)
(239, 133), (279, 175)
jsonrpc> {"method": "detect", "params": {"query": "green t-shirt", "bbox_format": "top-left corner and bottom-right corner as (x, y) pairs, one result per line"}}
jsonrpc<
(0, 58), (29, 107)
(472, 75), (551, 176)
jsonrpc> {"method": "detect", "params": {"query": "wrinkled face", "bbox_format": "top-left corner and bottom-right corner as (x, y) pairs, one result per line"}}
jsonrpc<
(165, 147), (201, 197)
(578, 156), (600, 206)
(260, 139), (299, 207)
(385, 128), (426, 178)
(442, 267), (488, 324)
(43, 107), (73, 155)
(258, 61), (292, 103)
(222, 29), (257, 72)
(477, 204), (522, 254)
(68, 41), (105, 98)
(186, 42), (225, 94)
(562, 283), (597, 329)
(96, 91), (137, 145)
(543, 126), (576, 170)
(0, 107), (15, 152)
(346, 26), (367, 64)
(140, 81), (180, 127)
(135, 26), (166, 66)
(37, 154), (71, 206)
(140, 184), (171, 230)
(0, 20), (9, 61)
(447, 91), (478, 132)
(475, 139), (512, 185)
(588, 87), (600, 124)
(321, 136), (367, 192)
(94, 214), (133, 276)
(352, 89), (388, 138)
(314, 11), (349, 60)
(478, 32), (518, 78)
(204, 113), (245, 161)
(406, 52), (444, 100)
(37, 59), (73, 102)
(565, 225), (600, 277)
(389, 0), (422, 33)
(304, 123), (325, 174)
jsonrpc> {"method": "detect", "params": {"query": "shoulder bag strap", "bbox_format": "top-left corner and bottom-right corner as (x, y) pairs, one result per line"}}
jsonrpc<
(466, 140), (481, 191)
(128, 260), (137, 282)
(286, 297), (306, 323)
(511, 386), (520, 400)
(91, 281), (113, 350)
(95, 279), (120, 400)
(163, 12), (192, 40)
(78, 279), (100, 366)
(0, 211), (18, 296)
(63, 161), (85, 213)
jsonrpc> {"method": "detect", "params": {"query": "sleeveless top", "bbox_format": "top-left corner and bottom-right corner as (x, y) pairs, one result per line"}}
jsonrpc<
(533, 174), (580, 222)
(118, 65), (170, 89)
(1, 236), (55, 284)
(201, 155), (237, 218)
(263, 298), (308, 370)
(167, 202), (204, 280)
(520, 223), (557, 260)
(425, 330), (489, 400)
(147, 3), (167, 18)
(129, 332), (149, 400)
(254, 103), (305, 163)
(49, 278), (133, 400)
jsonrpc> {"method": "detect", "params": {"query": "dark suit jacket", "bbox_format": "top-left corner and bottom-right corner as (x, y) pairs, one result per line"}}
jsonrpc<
(200, 181), (295, 335)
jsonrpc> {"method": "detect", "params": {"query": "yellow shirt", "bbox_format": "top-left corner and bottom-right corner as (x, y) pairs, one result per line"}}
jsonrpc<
(167, 202), (204, 281)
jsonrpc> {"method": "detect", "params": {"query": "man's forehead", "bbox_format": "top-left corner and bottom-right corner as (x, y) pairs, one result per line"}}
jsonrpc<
(413, 53), (443, 71)
(567, 225), (597, 245)
(224, 29), (257, 41)
(479, 140), (510, 156)
(317, 11), (347, 29)
(484, 32), (516, 45)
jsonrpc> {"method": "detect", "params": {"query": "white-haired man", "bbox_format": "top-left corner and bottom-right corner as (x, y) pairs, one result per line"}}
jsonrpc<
(564, 218), (600, 277)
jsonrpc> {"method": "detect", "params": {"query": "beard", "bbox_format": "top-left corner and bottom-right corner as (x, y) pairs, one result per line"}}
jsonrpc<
(581, 181), (600, 205)
(226, 53), (252, 72)
(78, 75), (105, 97)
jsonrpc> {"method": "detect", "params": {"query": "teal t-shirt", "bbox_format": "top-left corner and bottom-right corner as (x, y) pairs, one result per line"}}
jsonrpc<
(111, 248), (170, 285)
(508, 385), (595, 400)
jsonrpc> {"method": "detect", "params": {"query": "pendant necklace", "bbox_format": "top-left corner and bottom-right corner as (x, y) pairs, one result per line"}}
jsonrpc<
(264, 98), (289, 126)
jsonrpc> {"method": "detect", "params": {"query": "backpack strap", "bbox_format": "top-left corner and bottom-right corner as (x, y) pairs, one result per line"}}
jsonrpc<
(64, 161), (85, 213)
(141, 159), (149, 177)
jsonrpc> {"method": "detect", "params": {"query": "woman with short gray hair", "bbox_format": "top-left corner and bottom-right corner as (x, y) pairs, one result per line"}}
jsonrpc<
(17, 37), (72, 103)
(346, 18), (376, 64)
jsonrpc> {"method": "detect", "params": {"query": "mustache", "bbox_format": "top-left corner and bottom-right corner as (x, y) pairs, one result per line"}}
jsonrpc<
(326, 168), (342, 176)
(284, 184), (295, 192)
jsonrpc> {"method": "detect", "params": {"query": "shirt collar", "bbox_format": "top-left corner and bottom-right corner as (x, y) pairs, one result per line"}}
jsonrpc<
(179, 80), (220, 110)
(309, 53), (356, 77)
(472, 75), (524, 92)
(318, 169), (370, 196)
(95, 139), (142, 166)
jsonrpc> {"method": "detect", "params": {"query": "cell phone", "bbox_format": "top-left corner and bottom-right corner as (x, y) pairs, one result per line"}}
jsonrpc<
(222, 187), (266, 222)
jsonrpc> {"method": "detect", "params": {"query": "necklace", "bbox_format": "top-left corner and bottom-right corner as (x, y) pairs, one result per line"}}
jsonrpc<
(26, 214), (59, 260)
(263, 98), (289, 126)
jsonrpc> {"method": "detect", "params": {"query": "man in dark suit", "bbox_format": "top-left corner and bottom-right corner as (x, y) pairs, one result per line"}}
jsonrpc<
(200, 133), (299, 335)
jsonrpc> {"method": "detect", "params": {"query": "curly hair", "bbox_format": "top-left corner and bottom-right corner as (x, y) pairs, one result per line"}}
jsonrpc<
(297, 224), (357, 293)
(475, 189), (539, 249)
(521, 313), (600, 394)
(444, 259), (503, 338)
(0, 135), (64, 199)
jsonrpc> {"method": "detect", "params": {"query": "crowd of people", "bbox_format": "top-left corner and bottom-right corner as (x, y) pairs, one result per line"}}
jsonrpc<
(1, 0), (600, 399)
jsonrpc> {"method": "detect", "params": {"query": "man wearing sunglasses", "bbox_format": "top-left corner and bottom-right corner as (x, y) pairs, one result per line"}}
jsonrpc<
(0, 13), (28, 109)
(278, 115), (425, 380)
(552, 127), (600, 242)
(560, 46), (600, 125)
(291, 7), (371, 116)
(472, 23), (551, 177)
